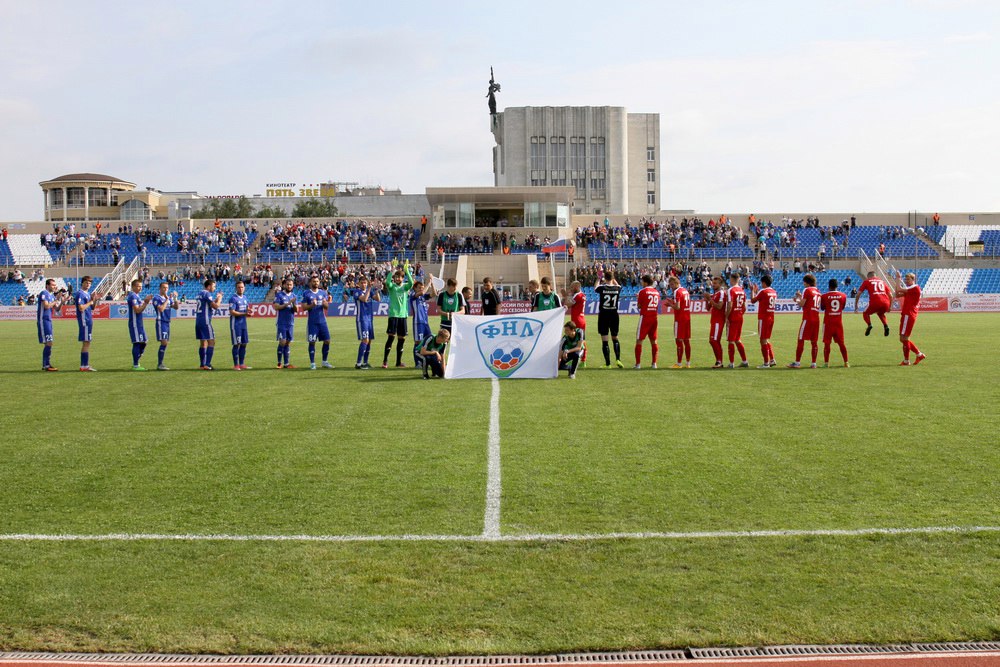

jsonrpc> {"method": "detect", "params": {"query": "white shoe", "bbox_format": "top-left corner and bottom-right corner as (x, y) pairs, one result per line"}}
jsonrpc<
(633, 364), (641, 369)
(309, 363), (317, 370)
(809, 363), (818, 369)
(651, 363), (658, 369)
(757, 364), (770, 369)
(322, 361), (334, 369)
(568, 373), (576, 379)
(727, 363), (735, 369)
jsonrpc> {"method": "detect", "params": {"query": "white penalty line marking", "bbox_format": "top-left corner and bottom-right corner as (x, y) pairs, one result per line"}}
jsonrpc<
(2, 525), (999, 544)
(483, 377), (502, 539)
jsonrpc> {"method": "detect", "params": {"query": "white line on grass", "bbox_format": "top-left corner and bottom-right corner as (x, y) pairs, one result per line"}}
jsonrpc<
(483, 377), (502, 539)
(2, 525), (999, 543)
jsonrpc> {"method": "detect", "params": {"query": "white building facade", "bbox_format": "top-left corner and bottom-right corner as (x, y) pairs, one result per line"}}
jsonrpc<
(491, 106), (660, 216)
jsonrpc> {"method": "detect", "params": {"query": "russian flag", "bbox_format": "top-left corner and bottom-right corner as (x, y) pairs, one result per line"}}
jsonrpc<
(542, 238), (569, 254)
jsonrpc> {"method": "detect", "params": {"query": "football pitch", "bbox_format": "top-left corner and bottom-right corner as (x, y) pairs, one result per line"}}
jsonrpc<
(0, 313), (998, 654)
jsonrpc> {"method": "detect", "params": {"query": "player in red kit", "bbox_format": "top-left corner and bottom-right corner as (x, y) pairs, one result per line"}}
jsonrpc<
(820, 278), (849, 367)
(704, 275), (728, 369)
(895, 272), (926, 365)
(662, 275), (691, 368)
(750, 274), (777, 368)
(634, 274), (660, 369)
(562, 280), (587, 365)
(725, 274), (749, 368)
(855, 271), (892, 337)
(788, 273), (821, 369)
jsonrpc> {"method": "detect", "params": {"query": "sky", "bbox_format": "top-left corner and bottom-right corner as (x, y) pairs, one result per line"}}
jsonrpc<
(0, 0), (998, 220)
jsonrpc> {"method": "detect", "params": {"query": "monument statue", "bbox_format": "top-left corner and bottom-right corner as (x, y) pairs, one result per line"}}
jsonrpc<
(487, 67), (501, 116)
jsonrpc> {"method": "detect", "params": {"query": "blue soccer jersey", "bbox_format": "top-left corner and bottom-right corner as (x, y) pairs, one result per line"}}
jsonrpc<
(229, 294), (249, 345)
(302, 288), (330, 342)
(75, 289), (93, 342)
(274, 289), (296, 342)
(126, 291), (147, 343)
(196, 289), (216, 340)
(410, 292), (432, 338)
(152, 294), (172, 341)
(352, 287), (375, 340)
(36, 290), (55, 343)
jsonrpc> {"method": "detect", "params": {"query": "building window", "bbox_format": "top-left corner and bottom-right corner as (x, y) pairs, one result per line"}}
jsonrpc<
(647, 169), (656, 183)
(569, 137), (586, 171)
(550, 171), (567, 186)
(120, 199), (152, 221)
(591, 177), (606, 193)
(647, 147), (655, 161)
(50, 189), (64, 207)
(530, 136), (546, 171)
(590, 137), (606, 171)
(551, 136), (566, 170)
(571, 174), (586, 196)
(88, 189), (108, 207)
(66, 187), (85, 208)
(647, 193), (656, 205)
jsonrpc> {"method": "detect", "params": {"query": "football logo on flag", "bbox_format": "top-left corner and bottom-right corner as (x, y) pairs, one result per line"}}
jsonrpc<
(475, 316), (543, 379)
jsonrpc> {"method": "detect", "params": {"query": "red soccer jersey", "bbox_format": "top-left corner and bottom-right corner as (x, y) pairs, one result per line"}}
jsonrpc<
(801, 286), (821, 320)
(821, 291), (847, 323)
(709, 289), (728, 324)
(752, 287), (777, 319)
(637, 286), (660, 319)
(900, 283), (921, 317)
(672, 287), (691, 321)
(568, 290), (586, 321)
(860, 277), (892, 301)
(727, 285), (747, 318)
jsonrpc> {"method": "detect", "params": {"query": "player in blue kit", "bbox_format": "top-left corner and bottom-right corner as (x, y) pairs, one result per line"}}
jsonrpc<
(273, 277), (297, 368)
(196, 279), (224, 370)
(126, 278), (153, 371)
(37, 278), (67, 371)
(409, 280), (434, 366)
(151, 281), (179, 370)
(349, 276), (380, 369)
(300, 275), (333, 370)
(75, 275), (97, 371)
(229, 280), (251, 370)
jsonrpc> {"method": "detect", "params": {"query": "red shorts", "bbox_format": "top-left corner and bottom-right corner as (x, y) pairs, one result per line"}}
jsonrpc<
(673, 317), (690, 340)
(798, 317), (819, 342)
(865, 297), (891, 316)
(637, 317), (658, 341)
(822, 320), (844, 344)
(571, 316), (586, 330)
(708, 318), (726, 342)
(757, 316), (774, 340)
(727, 315), (744, 342)
(899, 313), (917, 337)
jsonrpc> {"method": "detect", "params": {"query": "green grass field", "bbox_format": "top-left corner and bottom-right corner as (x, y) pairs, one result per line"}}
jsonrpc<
(0, 313), (998, 654)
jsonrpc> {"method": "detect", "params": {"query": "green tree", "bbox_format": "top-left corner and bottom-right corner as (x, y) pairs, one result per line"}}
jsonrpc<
(290, 198), (339, 218)
(192, 197), (255, 219)
(255, 205), (288, 218)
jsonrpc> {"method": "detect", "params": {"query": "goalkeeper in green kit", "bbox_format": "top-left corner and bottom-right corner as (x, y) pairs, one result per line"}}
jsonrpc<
(382, 259), (415, 368)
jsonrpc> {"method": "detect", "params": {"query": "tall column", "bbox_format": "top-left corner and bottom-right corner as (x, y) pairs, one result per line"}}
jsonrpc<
(62, 187), (68, 223)
(84, 186), (90, 222)
(43, 189), (49, 221)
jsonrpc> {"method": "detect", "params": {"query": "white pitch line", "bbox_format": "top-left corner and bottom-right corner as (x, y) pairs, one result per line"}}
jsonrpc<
(483, 377), (502, 539)
(1, 525), (999, 543)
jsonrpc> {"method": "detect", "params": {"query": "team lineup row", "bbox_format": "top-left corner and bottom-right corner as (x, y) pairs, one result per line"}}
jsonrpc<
(30, 265), (926, 375)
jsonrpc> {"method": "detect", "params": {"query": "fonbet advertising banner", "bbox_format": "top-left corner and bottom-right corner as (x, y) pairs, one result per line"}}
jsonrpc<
(445, 308), (565, 380)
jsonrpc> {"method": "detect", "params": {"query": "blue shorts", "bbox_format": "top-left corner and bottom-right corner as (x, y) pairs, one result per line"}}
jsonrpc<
(230, 318), (249, 345)
(37, 320), (53, 344)
(129, 323), (147, 344)
(78, 319), (93, 342)
(195, 321), (215, 341)
(414, 322), (432, 340)
(276, 325), (294, 343)
(156, 322), (170, 342)
(356, 317), (374, 341)
(307, 321), (330, 343)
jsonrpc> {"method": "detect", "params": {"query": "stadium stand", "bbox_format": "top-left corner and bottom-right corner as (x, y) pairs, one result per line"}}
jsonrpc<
(923, 268), (973, 295)
(938, 225), (1000, 257)
(967, 268), (1000, 293)
(6, 234), (56, 264)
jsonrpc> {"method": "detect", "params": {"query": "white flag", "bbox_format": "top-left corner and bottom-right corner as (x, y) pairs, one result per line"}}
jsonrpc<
(445, 308), (566, 380)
